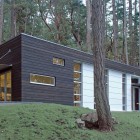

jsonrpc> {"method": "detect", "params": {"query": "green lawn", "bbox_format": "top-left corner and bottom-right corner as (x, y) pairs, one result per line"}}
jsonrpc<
(0, 104), (140, 140)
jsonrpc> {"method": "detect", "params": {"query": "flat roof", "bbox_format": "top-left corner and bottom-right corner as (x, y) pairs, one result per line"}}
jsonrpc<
(0, 64), (12, 71)
(1, 33), (140, 76)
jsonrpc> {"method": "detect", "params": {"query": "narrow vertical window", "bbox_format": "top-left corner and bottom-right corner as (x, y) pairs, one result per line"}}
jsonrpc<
(73, 63), (82, 106)
(122, 74), (126, 110)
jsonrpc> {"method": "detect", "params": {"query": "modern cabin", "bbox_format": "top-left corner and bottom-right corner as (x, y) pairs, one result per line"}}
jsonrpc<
(0, 33), (140, 111)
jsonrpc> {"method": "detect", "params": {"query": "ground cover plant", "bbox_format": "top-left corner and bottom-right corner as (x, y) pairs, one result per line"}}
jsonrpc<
(0, 104), (140, 140)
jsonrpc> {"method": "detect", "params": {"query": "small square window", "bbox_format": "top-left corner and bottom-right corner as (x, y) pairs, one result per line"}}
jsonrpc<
(53, 57), (64, 66)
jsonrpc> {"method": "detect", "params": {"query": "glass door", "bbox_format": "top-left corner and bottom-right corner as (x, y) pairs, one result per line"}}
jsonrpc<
(0, 71), (11, 102)
(132, 87), (140, 111)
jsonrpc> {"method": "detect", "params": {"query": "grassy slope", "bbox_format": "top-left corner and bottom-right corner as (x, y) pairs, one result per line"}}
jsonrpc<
(0, 104), (140, 140)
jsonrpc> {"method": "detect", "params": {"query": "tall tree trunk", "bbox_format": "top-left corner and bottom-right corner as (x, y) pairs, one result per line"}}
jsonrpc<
(86, 0), (92, 52)
(11, 0), (16, 38)
(139, 0), (140, 67)
(123, 0), (129, 64)
(112, 0), (118, 60)
(133, 0), (138, 65)
(0, 0), (4, 44)
(92, 0), (113, 131)
(129, 0), (133, 65)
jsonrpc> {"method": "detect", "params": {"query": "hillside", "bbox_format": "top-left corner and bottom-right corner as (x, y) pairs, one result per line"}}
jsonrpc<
(0, 104), (140, 140)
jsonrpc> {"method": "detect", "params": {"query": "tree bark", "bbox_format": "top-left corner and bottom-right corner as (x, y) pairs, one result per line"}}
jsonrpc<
(86, 0), (92, 52)
(112, 0), (118, 60)
(133, 0), (138, 65)
(92, 0), (113, 131)
(139, 0), (140, 67)
(129, 0), (134, 65)
(11, 0), (16, 38)
(123, 0), (129, 64)
(0, 0), (4, 44)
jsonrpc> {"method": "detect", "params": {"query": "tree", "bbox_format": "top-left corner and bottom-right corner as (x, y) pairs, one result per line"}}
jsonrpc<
(139, 0), (140, 67)
(10, 0), (16, 38)
(128, 0), (134, 65)
(0, 0), (4, 44)
(123, 0), (129, 64)
(112, 0), (118, 60)
(92, 0), (113, 131)
(86, 0), (92, 52)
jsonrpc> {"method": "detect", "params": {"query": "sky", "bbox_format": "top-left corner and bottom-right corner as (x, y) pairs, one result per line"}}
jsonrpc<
(82, 0), (86, 5)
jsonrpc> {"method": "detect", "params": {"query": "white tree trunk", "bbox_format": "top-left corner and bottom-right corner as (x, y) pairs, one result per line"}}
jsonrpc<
(112, 0), (118, 60)
(0, 0), (3, 44)
(86, 0), (92, 52)
(139, 0), (140, 67)
(124, 0), (129, 64)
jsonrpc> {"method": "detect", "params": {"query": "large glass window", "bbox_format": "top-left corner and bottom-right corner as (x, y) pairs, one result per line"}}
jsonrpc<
(6, 72), (11, 101)
(74, 63), (82, 106)
(0, 74), (5, 101)
(30, 74), (55, 86)
(0, 71), (11, 101)
(53, 57), (64, 66)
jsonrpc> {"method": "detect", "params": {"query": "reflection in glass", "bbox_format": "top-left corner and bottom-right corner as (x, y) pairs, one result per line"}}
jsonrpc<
(74, 95), (81, 101)
(6, 72), (11, 101)
(0, 74), (5, 101)
(74, 83), (81, 94)
(74, 63), (81, 72)
(0, 71), (11, 101)
(74, 73), (81, 81)
(53, 57), (64, 66)
(73, 63), (81, 106)
(30, 74), (55, 86)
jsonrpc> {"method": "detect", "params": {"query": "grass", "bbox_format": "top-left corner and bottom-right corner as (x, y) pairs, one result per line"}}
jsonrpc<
(0, 103), (140, 140)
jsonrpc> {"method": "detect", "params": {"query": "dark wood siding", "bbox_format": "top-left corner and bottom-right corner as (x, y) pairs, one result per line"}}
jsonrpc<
(21, 35), (74, 105)
(21, 34), (140, 75)
(21, 34), (140, 105)
(0, 36), (22, 101)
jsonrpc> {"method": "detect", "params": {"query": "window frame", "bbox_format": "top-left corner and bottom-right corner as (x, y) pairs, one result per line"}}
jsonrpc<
(73, 62), (82, 106)
(53, 57), (65, 66)
(30, 73), (55, 86)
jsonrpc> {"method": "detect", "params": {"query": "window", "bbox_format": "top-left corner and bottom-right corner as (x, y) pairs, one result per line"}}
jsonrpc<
(74, 72), (81, 82)
(74, 63), (81, 72)
(30, 74), (55, 86)
(122, 74), (127, 110)
(0, 71), (11, 102)
(53, 57), (64, 66)
(74, 63), (82, 106)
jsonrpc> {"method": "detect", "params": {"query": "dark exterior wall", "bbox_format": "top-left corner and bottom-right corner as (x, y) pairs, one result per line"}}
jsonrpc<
(0, 36), (22, 101)
(21, 35), (74, 105)
(21, 34), (140, 105)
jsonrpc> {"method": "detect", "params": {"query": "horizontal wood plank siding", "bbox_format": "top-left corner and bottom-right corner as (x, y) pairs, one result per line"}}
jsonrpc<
(20, 34), (140, 105)
(21, 35), (74, 105)
(21, 34), (140, 76)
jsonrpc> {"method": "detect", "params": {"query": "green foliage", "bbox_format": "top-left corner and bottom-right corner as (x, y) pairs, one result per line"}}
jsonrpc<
(2, 0), (86, 50)
(0, 104), (140, 140)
